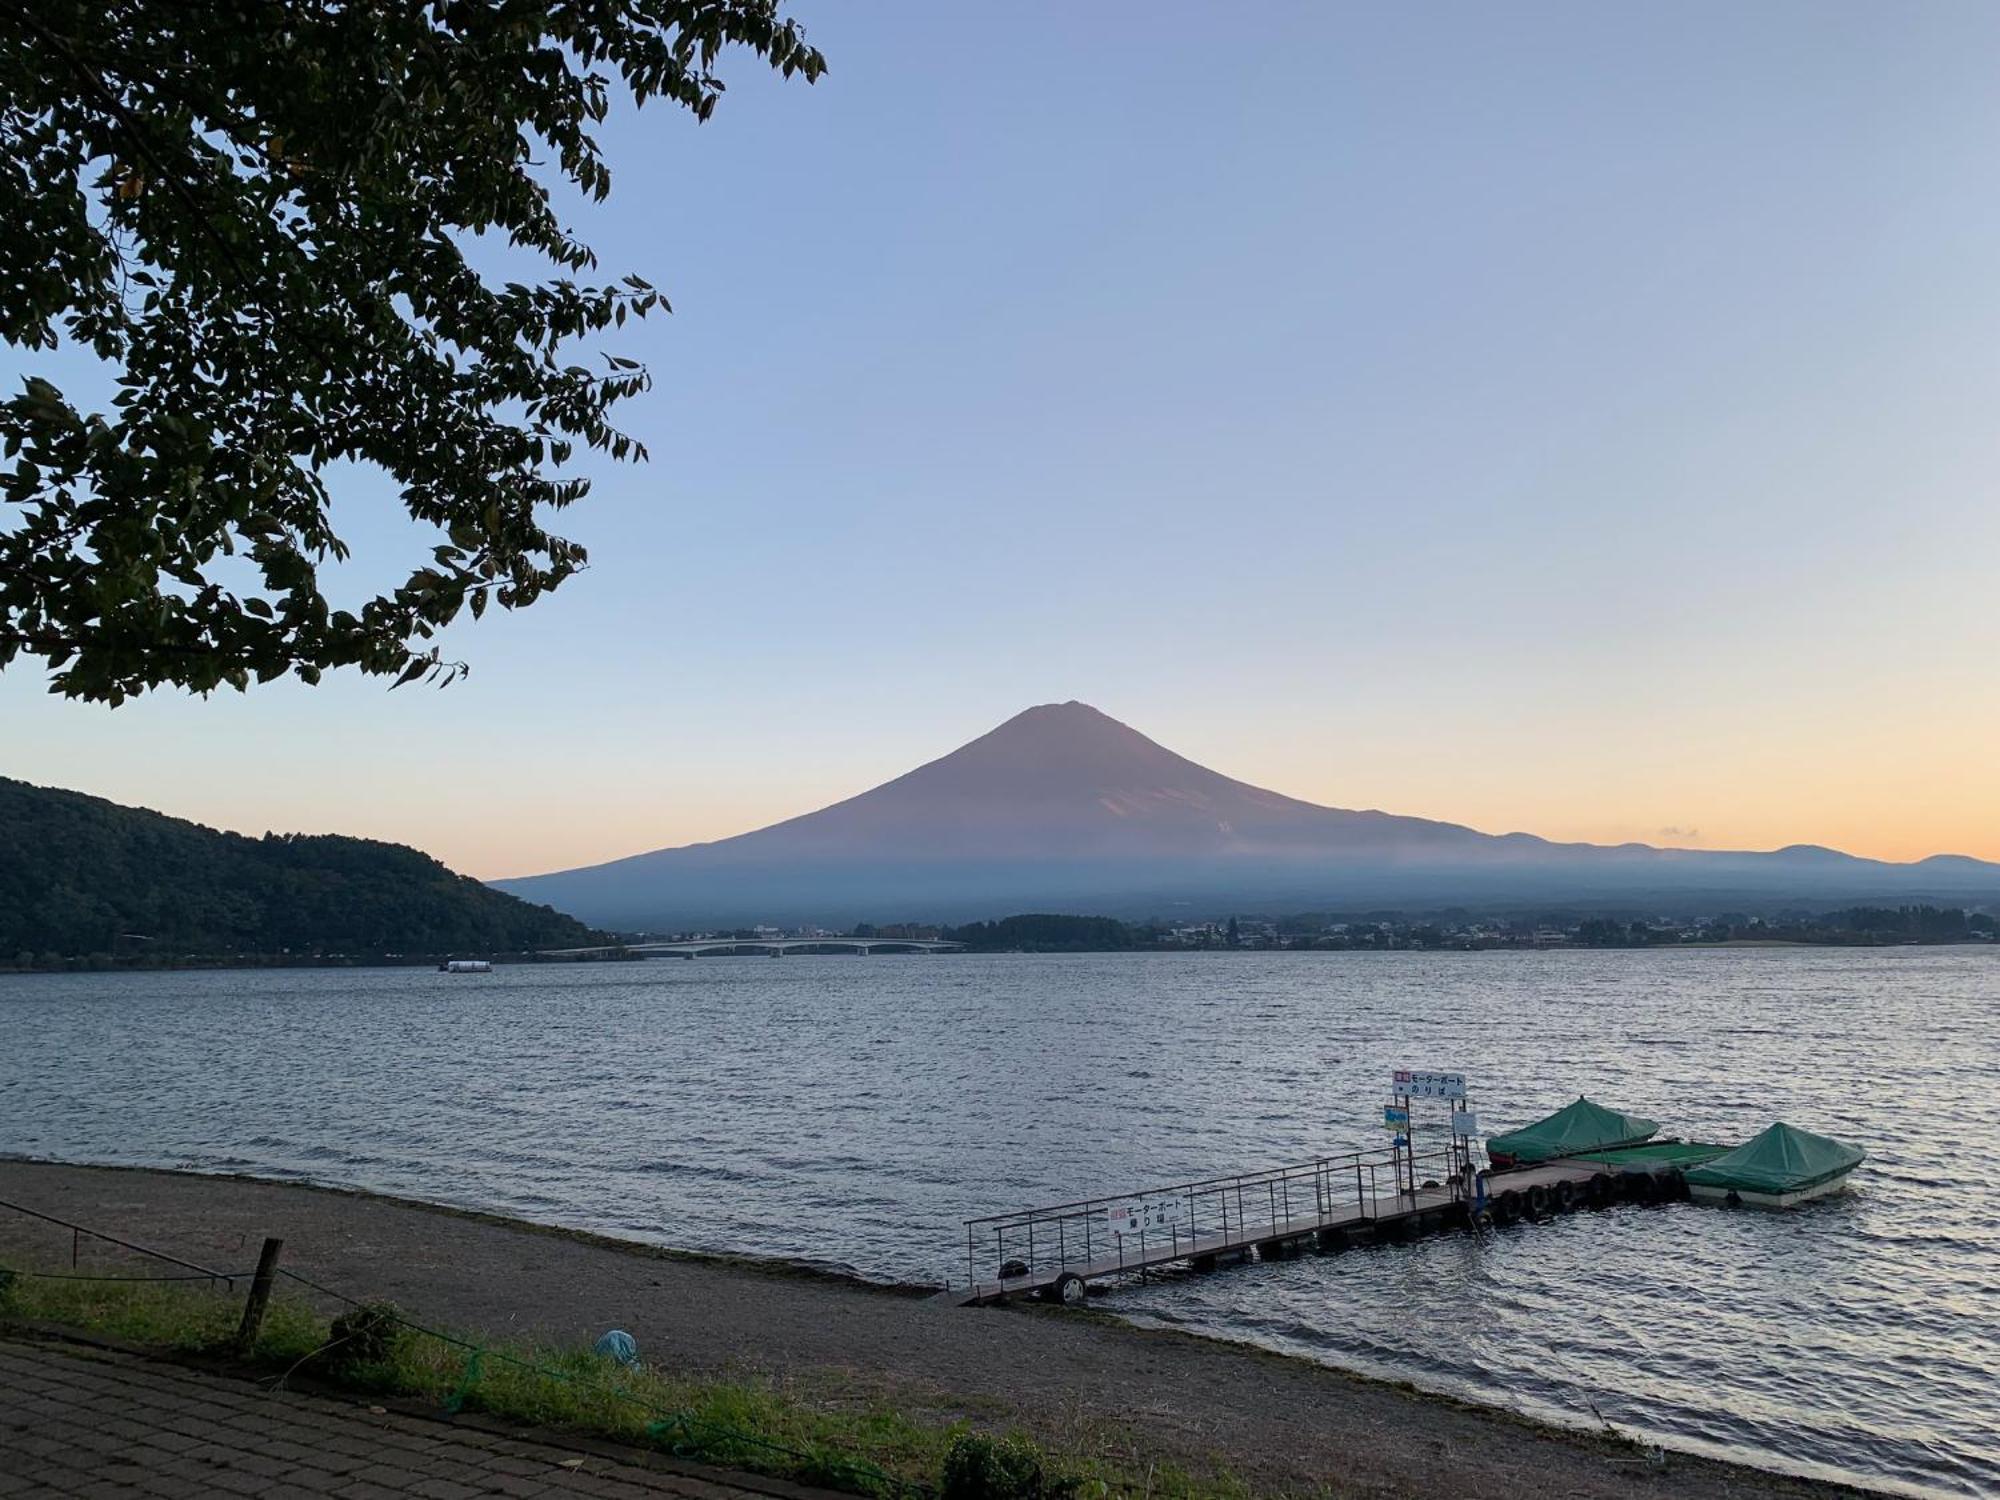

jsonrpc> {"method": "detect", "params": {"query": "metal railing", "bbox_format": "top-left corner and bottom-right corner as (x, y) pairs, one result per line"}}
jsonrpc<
(963, 1144), (1460, 1290)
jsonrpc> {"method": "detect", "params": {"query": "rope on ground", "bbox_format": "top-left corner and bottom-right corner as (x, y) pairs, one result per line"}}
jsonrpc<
(0, 1196), (236, 1284)
(271, 1265), (932, 1498)
(0, 1266), (259, 1283)
(442, 1347), (484, 1416)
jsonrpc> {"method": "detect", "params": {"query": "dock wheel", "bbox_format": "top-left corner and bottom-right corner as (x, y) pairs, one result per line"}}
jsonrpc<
(1052, 1272), (1087, 1307)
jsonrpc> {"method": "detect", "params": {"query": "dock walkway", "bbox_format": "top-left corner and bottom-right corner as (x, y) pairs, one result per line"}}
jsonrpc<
(958, 1148), (1681, 1306)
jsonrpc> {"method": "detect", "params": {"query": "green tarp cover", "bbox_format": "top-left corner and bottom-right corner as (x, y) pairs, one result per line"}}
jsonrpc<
(1486, 1096), (1660, 1162)
(1683, 1122), (1864, 1195)
(1568, 1141), (1732, 1167)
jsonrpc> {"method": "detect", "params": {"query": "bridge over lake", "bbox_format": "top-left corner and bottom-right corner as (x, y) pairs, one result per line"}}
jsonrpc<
(542, 938), (965, 958)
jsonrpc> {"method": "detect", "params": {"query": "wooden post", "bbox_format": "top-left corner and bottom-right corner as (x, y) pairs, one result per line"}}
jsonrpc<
(233, 1237), (284, 1356)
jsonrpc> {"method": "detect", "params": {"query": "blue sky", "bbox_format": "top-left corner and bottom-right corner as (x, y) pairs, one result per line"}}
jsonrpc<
(6, 2), (2000, 876)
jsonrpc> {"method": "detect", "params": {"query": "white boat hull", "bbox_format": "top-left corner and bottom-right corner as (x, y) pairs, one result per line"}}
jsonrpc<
(1688, 1169), (1856, 1209)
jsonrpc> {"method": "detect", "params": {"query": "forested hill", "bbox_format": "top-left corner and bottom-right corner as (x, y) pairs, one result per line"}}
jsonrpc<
(0, 777), (600, 963)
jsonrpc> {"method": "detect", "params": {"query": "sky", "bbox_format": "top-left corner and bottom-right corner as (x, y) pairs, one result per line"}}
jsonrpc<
(6, 2), (2000, 879)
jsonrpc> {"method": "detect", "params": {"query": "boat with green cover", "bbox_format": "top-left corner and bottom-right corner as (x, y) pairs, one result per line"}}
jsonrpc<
(1566, 1140), (1732, 1169)
(1684, 1121), (1864, 1208)
(1485, 1096), (1660, 1167)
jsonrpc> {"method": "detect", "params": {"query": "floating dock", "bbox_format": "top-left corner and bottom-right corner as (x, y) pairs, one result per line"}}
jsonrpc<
(956, 1130), (1723, 1306)
(959, 1145), (1456, 1305)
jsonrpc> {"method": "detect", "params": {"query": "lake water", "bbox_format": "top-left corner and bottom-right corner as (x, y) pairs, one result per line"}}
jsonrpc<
(1, 950), (1994, 1497)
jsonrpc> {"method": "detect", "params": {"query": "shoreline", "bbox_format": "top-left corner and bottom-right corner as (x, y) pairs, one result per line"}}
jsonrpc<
(5, 941), (1994, 976)
(0, 1157), (1889, 1499)
(0, 1151), (937, 1299)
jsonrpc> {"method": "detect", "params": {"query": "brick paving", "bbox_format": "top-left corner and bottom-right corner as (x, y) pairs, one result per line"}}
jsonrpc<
(0, 1337), (816, 1500)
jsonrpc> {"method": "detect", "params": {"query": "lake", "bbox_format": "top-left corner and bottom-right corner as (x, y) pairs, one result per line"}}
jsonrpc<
(1, 950), (1994, 1497)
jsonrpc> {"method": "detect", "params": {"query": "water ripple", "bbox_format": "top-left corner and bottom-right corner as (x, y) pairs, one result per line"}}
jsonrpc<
(1, 949), (1994, 1496)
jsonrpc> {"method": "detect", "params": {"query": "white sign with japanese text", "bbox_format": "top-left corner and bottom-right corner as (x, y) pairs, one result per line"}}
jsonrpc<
(1106, 1197), (1185, 1240)
(1392, 1069), (1468, 1100)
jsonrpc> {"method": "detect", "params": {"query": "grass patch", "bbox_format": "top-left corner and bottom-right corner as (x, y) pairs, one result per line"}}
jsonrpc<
(0, 1267), (326, 1359)
(0, 1262), (1245, 1499)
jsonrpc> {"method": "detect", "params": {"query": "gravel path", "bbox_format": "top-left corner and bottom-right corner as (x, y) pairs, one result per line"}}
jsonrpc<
(0, 1160), (1879, 1499)
(0, 1335), (829, 1499)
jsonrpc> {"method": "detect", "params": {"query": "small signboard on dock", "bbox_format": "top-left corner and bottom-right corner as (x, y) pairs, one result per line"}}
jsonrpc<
(1393, 1069), (1467, 1100)
(1107, 1197), (1184, 1240)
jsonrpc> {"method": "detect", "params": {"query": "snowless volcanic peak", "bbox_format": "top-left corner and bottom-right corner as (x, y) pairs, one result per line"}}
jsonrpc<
(893, 700), (1226, 803)
(724, 700), (1483, 860)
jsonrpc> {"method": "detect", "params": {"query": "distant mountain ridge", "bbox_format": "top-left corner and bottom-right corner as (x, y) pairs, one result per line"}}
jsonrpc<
(0, 777), (598, 961)
(492, 702), (2000, 929)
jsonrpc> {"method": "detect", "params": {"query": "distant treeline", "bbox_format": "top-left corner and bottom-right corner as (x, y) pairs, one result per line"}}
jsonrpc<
(1, 777), (601, 967)
(942, 914), (1143, 952)
(931, 905), (2000, 954)
(1578, 906), (1999, 948)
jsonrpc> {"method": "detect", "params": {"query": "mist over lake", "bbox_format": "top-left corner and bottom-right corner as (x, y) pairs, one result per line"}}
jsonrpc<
(2, 948), (1994, 1498)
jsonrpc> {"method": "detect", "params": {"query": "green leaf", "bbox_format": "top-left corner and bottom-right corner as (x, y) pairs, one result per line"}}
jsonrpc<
(0, 0), (825, 705)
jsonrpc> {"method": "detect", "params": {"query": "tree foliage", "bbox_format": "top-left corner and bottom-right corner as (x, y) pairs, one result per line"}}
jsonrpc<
(0, 774), (601, 959)
(0, 1), (823, 702)
(942, 914), (1141, 953)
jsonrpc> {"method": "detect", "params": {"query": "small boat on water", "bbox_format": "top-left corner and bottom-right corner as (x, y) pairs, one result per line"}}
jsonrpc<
(1684, 1121), (1864, 1208)
(1485, 1095), (1660, 1168)
(439, 959), (492, 973)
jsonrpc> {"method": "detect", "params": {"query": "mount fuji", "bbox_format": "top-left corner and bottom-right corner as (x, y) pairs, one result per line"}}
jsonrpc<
(492, 702), (2000, 929)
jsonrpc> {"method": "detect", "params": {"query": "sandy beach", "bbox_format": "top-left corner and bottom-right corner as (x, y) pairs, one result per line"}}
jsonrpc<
(0, 1158), (1884, 1499)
